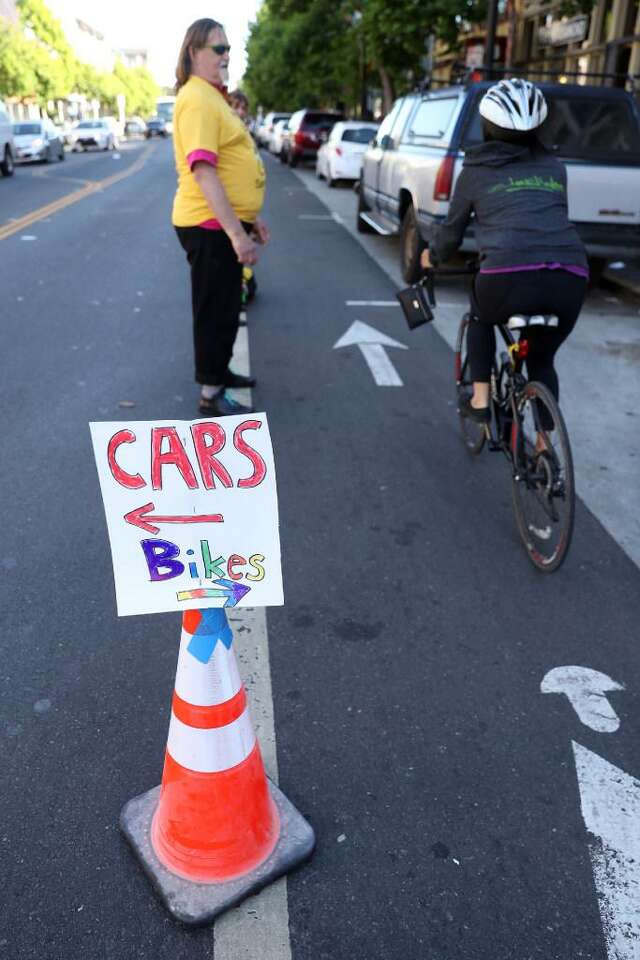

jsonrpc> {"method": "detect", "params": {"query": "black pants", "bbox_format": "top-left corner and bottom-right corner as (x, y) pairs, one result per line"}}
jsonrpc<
(468, 270), (587, 401)
(175, 225), (246, 385)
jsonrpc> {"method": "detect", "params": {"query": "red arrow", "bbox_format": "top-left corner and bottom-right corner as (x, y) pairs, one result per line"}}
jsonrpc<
(124, 502), (224, 534)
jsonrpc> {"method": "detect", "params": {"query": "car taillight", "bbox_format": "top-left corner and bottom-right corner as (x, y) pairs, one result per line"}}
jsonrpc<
(294, 131), (305, 146)
(335, 146), (342, 156)
(433, 154), (455, 202)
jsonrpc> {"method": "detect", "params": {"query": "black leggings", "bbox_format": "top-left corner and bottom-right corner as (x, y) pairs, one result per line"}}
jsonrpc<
(468, 270), (586, 402)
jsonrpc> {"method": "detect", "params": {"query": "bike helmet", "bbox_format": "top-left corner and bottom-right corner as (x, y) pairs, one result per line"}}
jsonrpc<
(479, 78), (548, 131)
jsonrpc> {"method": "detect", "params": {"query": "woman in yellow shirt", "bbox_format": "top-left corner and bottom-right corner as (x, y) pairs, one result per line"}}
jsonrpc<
(173, 18), (269, 416)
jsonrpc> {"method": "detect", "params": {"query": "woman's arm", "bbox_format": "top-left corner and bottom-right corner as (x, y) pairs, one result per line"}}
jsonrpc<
(192, 162), (259, 265)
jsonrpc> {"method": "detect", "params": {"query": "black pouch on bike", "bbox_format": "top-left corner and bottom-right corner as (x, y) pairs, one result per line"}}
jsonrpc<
(396, 281), (434, 330)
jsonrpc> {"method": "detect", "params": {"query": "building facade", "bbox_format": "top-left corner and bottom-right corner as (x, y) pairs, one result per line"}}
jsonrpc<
(118, 48), (148, 69)
(0, 0), (17, 21)
(430, 0), (639, 88)
(513, 0), (640, 82)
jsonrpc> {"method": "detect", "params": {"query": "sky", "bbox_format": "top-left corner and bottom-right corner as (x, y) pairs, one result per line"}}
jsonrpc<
(49, 1), (263, 89)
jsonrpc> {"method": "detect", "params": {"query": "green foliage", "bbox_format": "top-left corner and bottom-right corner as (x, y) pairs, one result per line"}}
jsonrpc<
(0, 0), (159, 115)
(0, 19), (38, 99)
(244, 0), (359, 111)
(113, 61), (159, 117)
(244, 0), (490, 112)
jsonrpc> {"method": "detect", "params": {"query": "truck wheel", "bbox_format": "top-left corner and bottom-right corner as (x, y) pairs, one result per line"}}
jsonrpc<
(1, 146), (15, 177)
(400, 204), (424, 283)
(587, 257), (607, 287)
(356, 181), (374, 234)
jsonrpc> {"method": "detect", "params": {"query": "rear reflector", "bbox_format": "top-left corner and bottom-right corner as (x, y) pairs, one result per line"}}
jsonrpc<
(434, 155), (455, 202)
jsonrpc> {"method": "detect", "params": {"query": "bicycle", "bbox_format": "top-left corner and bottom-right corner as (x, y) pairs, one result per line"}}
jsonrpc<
(426, 266), (575, 573)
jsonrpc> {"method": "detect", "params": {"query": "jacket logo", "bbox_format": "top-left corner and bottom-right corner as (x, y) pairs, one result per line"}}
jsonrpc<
(489, 175), (564, 195)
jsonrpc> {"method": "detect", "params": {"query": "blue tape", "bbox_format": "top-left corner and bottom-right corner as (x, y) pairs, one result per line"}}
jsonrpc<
(186, 609), (233, 664)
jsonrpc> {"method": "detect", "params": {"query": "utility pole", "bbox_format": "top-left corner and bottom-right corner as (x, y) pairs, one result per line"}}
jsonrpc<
(483, 0), (499, 79)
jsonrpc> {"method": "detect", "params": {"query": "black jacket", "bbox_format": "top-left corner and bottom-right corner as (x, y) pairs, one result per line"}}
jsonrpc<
(430, 140), (587, 270)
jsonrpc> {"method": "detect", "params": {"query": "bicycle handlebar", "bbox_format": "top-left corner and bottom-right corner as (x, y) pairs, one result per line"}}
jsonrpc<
(418, 262), (478, 309)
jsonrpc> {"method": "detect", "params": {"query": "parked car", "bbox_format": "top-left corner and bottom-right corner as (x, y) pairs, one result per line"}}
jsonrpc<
(71, 119), (118, 152)
(145, 116), (169, 139)
(0, 99), (15, 176)
(358, 79), (640, 282)
(12, 118), (65, 163)
(281, 109), (345, 167)
(258, 111), (291, 149)
(124, 116), (147, 138)
(269, 118), (289, 157)
(54, 120), (74, 147)
(316, 120), (379, 186)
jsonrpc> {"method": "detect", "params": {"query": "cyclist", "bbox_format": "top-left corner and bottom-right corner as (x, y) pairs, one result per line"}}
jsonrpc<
(420, 78), (588, 428)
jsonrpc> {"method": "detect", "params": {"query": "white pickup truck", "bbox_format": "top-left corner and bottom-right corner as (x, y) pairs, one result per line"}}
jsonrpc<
(357, 80), (640, 282)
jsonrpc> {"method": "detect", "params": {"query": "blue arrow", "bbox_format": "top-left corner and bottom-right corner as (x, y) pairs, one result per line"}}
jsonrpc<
(176, 579), (251, 608)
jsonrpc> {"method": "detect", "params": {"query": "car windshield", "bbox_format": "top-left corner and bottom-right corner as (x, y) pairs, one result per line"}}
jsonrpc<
(13, 123), (41, 135)
(77, 121), (103, 129)
(342, 127), (377, 144)
(462, 90), (640, 161)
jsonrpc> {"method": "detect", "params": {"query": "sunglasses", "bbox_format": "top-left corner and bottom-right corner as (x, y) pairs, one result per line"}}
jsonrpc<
(207, 43), (231, 55)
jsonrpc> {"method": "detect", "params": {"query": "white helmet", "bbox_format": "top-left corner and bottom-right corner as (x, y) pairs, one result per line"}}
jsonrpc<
(479, 78), (548, 131)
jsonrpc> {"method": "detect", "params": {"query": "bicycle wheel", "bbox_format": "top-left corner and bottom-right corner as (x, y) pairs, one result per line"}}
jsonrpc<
(511, 380), (575, 573)
(455, 314), (486, 454)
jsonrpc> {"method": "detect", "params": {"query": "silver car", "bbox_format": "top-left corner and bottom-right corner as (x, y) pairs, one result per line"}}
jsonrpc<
(12, 118), (65, 163)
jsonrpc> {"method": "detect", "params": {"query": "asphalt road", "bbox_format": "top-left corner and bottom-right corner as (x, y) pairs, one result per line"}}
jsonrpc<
(1, 138), (639, 960)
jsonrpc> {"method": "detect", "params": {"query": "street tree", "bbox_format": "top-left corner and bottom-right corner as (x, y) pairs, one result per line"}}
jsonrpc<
(0, 19), (38, 100)
(245, 0), (489, 113)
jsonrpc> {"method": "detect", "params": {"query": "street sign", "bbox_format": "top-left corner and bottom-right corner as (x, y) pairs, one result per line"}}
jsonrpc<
(333, 320), (408, 386)
(89, 414), (283, 616)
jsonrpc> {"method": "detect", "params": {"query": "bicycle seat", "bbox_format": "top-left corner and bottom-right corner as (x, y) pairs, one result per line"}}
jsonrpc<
(507, 314), (559, 330)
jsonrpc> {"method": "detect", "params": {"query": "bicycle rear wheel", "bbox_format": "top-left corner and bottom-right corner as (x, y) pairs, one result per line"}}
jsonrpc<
(455, 314), (486, 454)
(511, 381), (575, 573)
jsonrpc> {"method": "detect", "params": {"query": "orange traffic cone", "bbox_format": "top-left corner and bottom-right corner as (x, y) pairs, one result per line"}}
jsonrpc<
(120, 608), (315, 925)
(152, 608), (279, 881)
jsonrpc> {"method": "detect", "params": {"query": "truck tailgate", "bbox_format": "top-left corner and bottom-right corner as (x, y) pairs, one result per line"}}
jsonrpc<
(566, 162), (640, 225)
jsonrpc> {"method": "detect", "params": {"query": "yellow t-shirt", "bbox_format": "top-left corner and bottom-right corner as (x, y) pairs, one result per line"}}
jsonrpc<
(172, 76), (266, 227)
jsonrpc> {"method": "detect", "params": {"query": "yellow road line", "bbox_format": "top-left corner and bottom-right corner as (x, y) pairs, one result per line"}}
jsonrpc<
(0, 144), (155, 242)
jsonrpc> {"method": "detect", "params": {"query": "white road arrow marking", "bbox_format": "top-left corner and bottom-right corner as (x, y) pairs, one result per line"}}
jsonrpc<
(572, 742), (640, 959)
(333, 320), (407, 387)
(541, 666), (624, 732)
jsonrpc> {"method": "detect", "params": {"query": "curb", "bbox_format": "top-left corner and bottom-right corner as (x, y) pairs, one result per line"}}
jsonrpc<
(603, 267), (640, 298)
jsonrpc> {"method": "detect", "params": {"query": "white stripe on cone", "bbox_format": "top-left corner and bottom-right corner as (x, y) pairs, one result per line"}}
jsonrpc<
(174, 626), (242, 706)
(166, 707), (256, 773)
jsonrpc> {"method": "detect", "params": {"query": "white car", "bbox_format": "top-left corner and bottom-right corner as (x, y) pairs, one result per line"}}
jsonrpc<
(259, 111), (291, 150)
(71, 119), (118, 152)
(0, 100), (15, 177)
(269, 119), (289, 156)
(316, 121), (379, 186)
(12, 118), (65, 163)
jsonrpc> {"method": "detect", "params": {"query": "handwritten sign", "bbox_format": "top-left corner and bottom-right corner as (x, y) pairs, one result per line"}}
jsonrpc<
(89, 415), (283, 617)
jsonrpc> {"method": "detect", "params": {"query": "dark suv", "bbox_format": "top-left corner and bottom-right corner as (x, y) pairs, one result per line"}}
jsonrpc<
(145, 117), (168, 139)
(282, 109), (344, 167)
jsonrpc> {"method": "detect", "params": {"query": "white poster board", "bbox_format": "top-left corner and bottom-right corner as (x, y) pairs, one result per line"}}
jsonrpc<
(89, 414), (283, 616)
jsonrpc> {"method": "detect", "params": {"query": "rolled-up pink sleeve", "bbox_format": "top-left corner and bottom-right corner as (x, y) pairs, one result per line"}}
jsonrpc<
(187, 149), (218, 170)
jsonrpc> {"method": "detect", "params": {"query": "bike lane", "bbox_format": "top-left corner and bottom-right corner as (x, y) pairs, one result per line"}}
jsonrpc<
(249, 158), (640, 959)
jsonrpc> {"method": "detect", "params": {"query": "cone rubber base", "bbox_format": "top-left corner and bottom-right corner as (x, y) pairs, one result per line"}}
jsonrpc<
(120, 780), (315, 926)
